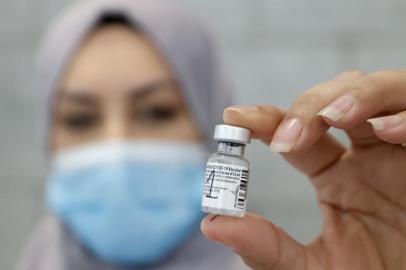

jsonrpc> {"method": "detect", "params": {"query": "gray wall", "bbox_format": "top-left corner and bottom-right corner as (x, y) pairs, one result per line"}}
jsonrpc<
(1, 0), (406, 269)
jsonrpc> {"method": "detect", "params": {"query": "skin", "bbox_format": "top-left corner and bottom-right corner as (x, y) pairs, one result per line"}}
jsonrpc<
(51, 24), (201, 151)
(201, 70), (406, 269)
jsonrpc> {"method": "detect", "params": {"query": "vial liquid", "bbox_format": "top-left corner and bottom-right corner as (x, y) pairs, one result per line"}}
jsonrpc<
(201, 124), (251, 218)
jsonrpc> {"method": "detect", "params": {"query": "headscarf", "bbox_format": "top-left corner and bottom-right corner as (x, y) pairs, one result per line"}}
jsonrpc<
(36, 0), (233, 151)
(18, 2), (248, 269)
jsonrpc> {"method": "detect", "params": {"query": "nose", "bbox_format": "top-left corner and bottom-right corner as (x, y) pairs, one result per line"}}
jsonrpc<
(103, 114), (129, 141)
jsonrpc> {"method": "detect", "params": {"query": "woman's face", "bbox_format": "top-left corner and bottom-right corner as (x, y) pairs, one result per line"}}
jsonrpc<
(51, 24), (202, 151)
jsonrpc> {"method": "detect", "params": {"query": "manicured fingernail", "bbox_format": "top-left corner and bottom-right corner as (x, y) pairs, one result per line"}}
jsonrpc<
(224, 106), (259, 122)
(269, 118), (302, 153)
(367, 114), (404, 130)
(318, 94), (356, 122)
(224, 106), (259, 114)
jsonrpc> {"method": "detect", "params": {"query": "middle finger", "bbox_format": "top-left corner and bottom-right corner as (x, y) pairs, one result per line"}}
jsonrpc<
(270, 70), (366, 153)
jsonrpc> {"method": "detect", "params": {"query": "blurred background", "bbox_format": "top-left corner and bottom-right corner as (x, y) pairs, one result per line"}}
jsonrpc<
(2, 0), (406, 269)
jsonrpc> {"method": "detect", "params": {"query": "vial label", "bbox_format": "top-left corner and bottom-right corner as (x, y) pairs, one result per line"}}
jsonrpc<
(202, 162), (249, 212)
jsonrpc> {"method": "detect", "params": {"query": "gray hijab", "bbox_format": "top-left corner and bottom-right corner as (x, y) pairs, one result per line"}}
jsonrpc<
(37, 0), (232, 151)
(17, 0), (248, 270)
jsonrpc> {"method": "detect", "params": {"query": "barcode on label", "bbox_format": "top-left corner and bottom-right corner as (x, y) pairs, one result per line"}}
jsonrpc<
(236, 169), (249, 209)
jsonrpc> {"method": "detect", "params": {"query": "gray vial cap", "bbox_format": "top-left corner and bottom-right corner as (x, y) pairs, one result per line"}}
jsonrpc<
(213, 124), (251, 144)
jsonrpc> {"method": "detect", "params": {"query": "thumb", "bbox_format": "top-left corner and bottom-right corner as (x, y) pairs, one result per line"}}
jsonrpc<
(201, 213), (317, 270)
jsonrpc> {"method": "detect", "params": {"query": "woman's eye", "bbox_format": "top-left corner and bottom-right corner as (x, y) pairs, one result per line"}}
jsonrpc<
(61, 113), (99, 131)
(135, 106), (179, 123)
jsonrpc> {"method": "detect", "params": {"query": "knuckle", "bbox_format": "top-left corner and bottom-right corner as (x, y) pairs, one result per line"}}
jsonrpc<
(338, 70), (366, 79)
(349, 72), (386, 101)
(298, 91), (327, 108)
(289, 87), (332, 118)
(254, 105), (284, 118)
(348, 69), (367, 77)
(307, 79), (343, 96)
(255, 105), (274, 114)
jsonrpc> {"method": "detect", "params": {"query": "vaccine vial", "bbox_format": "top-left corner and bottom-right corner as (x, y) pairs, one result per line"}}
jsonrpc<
(201, 124), (251, 217)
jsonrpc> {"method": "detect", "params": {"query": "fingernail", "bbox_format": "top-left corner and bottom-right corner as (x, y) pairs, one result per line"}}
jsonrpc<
(224, 106), (259, 114)
(200, 214), (217, 236)
(318, 94), (356, 122)
(224, 106), (259, 123)
(209, 214), (219, 221)
(203, 214), (217, 222)
(269, 118), (302, 153)
(367, 114), (404, 130)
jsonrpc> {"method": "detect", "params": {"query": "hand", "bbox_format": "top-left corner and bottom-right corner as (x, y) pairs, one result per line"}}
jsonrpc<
(201, 70), (406, 269)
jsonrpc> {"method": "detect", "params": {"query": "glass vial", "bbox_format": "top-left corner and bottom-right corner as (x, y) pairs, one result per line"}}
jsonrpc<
(201, 124), (251, 217)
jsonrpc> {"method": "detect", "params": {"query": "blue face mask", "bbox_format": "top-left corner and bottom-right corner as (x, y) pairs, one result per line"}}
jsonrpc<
(47, 140), (207, 266)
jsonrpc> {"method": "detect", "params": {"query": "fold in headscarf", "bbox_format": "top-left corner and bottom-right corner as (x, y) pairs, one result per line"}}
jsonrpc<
(36, 0), (233, 150)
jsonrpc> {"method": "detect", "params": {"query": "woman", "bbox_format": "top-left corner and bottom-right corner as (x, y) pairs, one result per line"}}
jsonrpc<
(18, 0), (248, 269)
(202, 70), (406, 269)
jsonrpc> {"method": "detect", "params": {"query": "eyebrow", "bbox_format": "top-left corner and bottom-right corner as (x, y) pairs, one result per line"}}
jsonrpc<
(129, 79), (176, 102)
(58, 78), (177, 105)
(58, 91), (97, 106)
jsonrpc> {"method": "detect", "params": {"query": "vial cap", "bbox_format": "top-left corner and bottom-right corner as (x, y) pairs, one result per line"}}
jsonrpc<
(213, 124), (251, 144)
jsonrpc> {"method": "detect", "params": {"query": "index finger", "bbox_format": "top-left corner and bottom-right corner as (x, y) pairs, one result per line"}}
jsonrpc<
(223, 105), (345, 177)
(223, 105), (284, 144)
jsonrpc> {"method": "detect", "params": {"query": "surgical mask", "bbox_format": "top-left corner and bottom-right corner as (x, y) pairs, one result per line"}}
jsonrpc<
(46, 140), (207, 266)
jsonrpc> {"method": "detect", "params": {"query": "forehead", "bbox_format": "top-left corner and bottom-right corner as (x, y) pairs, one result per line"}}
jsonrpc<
(59, 24), (173, 95)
